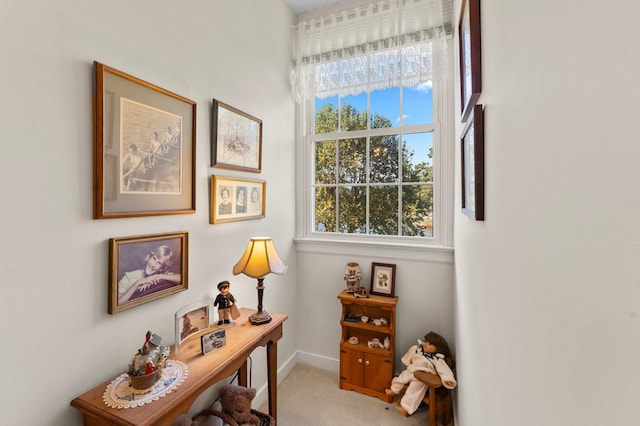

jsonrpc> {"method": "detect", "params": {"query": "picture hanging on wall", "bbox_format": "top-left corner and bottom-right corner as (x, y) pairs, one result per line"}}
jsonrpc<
(458, 0), (482, 123)
(461, 104), (485, 221)
(210, 175), (266, 224)
(108, 231), (188, 314)
(211, 99), (262, 172)
(93, 62), (196, 219)
(370, 262), (396, 297)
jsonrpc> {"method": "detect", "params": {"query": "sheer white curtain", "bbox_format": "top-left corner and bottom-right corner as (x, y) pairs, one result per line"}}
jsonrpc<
(293, 0), (453, 100)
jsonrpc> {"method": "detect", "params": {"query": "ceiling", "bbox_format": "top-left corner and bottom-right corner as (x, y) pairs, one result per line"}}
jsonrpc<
(286, 0), (345, 15)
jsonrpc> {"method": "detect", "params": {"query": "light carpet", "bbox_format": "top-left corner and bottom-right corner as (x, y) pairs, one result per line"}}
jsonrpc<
(259, 363), (431, 425)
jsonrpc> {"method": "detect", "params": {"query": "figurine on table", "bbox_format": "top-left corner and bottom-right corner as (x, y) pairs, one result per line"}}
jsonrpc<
(214, 280), (236, 325)
(385, 331), (457, 417)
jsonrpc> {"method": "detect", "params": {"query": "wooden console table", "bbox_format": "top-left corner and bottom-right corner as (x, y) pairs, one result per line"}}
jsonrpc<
(71, 308), (287, 425)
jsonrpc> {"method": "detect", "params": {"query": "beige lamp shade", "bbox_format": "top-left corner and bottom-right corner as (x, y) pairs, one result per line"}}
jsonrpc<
(233, 237), (287, 278)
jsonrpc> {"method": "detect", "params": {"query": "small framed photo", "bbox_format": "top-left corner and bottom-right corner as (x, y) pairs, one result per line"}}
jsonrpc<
(109, 232), (188, 314)
(211, 99), (262, 172)
(458, 0), (482, 123)
(210, 175), (266, 224)
(174, 299), (214, 353)
(461, 104), (485, 221)
(201, 328), (227, 355)
(370, 262), (396, 297)
(93, 62), (196, 218)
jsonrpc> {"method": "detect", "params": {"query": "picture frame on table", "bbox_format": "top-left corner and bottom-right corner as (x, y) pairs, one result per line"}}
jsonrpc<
(370, 262), (396, 297)
(201, 328), (227, 355)
(108, 232), (188, 314)
(461, 104), (485, 221)
(458, 0), (482, 123)
(210, 175), (266, 224)
(174, 299), (214, 353)
(211, 99), (262, 172)
(93, 62), (196, 219)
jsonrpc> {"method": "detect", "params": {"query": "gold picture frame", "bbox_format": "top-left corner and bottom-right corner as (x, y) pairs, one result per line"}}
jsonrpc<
(210, 175), (266, 224)
(94, 62), (196, 218)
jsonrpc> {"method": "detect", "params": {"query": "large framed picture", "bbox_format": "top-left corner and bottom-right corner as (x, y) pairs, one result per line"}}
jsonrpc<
(174, 299), (213, 353)
(211, 99), (262, 172)
(458, 0), (482, 123)
(370, 262), (396, 298)
(108, 232), (188, 314)
(461, 104), (485, 221)
(210, 175), (266, 224)
(93, 62), (196, 219)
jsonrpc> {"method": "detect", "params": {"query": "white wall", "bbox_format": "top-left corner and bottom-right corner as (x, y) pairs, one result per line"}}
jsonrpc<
(453, 0), (640, 424)
(0, 1), (296, 425)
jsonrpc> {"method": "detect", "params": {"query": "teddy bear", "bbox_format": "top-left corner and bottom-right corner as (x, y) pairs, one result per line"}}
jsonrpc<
(174, 384), (261, 426)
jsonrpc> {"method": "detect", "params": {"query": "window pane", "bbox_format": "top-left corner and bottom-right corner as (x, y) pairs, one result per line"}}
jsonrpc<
(338, 186), (366, 233)
(370, 134), (399, 183)
(403, 82), (433, 125)
(402, 132), (433, 182)
(315, 140), (336, 184)
(402, 184), (433, 237)
(338, 138), (366, 184)
(371, 87), (399, 128)
(315, 96), (338, 134)
(340, 93), (367, 131)
(315, 187), (336, 232)
(369, 186), (399, 235)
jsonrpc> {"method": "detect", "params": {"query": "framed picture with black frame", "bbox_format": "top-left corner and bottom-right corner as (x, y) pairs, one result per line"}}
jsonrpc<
(461, 104), (485, 221)
(458, 0), (482, 123)
(370, 262), (396, 298)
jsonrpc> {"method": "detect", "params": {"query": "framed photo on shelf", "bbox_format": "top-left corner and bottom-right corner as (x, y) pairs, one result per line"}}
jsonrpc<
(458, 0), (482, 123)
(93, 62), (196, 219)
(201, 328), (227, 355)
(210, 175), (265, 224)
(461, 104), (485, 221)
(211, 99), (262, 172)
(370, 262), (396, 297)
(108, 232), (188, 314)
(174, 299), (214, 353)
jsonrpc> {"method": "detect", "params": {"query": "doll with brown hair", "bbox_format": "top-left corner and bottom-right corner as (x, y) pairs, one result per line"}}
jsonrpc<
(385, 331), (457, 416)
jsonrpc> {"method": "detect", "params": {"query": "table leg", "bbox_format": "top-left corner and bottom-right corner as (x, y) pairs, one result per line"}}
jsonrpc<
(238, 359), (248, 387)
(266, 340), (277, 421)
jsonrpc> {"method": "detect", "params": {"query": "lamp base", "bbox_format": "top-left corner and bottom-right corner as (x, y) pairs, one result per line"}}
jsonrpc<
(249, 310), (272, 325)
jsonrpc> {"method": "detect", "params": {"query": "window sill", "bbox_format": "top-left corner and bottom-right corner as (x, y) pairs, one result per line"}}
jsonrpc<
(293, 236), (454, 264)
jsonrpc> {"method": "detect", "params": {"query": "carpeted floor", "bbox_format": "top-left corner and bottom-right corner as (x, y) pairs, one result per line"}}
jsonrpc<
(260, 363), (431, 425)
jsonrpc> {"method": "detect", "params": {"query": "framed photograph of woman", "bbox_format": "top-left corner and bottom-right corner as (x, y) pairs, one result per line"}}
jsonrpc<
(211, 99), (262, 172)
(370, 262), (396, 297)
(93, 62), (196, 219)
(108, 232), (188, 314)
(210, 175), (265, 224)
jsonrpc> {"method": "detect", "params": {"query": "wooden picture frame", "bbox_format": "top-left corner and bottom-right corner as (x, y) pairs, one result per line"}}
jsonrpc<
(174, 299), (214, 353)
(458, 0), (482, 123)
(211, 99), (262, 172)
(461, 104), (485, 220)
(93, 62), (196, 219)
(108, 232), (188, 314)
(370, 262), (396, 297)
(210, 175), (266, 224)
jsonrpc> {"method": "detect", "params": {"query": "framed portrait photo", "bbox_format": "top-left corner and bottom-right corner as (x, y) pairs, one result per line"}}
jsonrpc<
(370, 262), (396, 298)
(210, 175), (265, 224)
(93, 62), (196, 219)
(461, 104), (485, 220)
(211, 99), (262, 172)
(458, 0), (482, 123)
(174, 299), (214, 353)
(108, 232), (188, 314)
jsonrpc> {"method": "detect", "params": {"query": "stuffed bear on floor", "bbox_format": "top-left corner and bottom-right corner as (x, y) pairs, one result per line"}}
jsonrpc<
(175, 384), (261, 426)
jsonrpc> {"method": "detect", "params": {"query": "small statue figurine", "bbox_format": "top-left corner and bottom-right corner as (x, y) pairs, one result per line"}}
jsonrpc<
(214, 280), (236, 325)
(344, 262), (362, 293)
(127, 331), (169, 390)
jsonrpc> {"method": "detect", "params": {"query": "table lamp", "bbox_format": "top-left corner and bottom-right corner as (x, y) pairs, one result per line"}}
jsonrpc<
(232, 237), (287, 325)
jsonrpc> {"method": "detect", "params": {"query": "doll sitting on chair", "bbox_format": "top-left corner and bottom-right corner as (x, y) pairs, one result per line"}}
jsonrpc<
(385, 331), (457, 416)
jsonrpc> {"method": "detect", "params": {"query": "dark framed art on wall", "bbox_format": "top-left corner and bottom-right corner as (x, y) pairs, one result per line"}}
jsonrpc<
(93, 62), (196, 219)
(461, 104), (485, 221)
(211, 99), (262, 172)
(458, 0), (482, 123)
(370, 262), (396, 297)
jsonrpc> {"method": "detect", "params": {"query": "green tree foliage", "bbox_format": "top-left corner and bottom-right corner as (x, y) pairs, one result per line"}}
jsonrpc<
(314, 103), (433, 237)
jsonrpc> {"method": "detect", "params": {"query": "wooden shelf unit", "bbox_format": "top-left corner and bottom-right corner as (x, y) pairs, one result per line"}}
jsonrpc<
(337, 290), (398, 402)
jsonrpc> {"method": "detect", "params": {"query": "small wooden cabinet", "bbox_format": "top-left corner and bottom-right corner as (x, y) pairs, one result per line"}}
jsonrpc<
(338, 290), (398, 402)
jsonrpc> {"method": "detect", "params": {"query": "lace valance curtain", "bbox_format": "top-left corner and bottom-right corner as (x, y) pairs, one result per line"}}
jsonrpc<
(294, 0), (453, 100)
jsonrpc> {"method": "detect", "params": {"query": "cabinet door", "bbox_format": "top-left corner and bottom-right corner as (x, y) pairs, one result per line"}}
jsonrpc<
(340, 348), (364, 387)
(363, 353), (392, 392)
